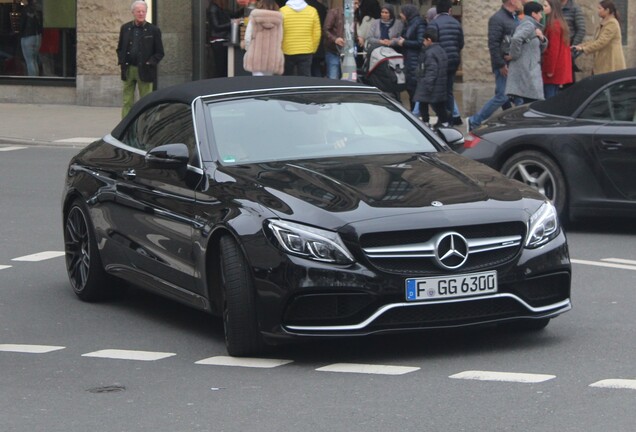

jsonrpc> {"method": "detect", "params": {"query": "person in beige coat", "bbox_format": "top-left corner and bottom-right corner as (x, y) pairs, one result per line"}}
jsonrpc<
(573, 0), (625, 75)
(243, 0), (284, 76)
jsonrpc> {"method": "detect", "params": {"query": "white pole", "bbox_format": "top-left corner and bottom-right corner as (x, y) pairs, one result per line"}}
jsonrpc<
(341, 0), (357, 81)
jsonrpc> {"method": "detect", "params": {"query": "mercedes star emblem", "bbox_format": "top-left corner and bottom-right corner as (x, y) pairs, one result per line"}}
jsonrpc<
(434, 232), (469, 270)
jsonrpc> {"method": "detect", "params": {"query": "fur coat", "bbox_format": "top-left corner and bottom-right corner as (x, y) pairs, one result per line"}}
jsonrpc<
(243, 9), (284, 75)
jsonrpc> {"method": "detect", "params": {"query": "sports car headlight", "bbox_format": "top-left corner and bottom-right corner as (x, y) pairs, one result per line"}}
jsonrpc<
(267, 220), (355, 264)
(525, 202), (560, 248)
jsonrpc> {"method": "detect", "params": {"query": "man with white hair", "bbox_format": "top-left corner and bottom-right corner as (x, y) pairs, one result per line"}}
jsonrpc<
(116, 1), (164, 118)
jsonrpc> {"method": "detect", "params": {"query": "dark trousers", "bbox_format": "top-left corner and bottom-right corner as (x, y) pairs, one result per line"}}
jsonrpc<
(284, 54), (313, 77)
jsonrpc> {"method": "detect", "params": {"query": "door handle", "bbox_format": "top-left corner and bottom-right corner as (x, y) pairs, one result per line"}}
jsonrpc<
(600, 140), (623, 151)
(122, 168), (136, 180)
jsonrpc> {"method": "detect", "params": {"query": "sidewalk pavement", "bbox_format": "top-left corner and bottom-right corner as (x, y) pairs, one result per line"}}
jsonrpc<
(0, 103), (121, 147)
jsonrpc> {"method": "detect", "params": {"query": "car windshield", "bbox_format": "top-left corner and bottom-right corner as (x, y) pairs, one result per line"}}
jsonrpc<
(205, 92), (439, 165)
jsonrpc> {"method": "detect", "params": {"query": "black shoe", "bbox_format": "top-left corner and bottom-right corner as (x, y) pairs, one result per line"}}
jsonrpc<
(451, 116), (463, 126)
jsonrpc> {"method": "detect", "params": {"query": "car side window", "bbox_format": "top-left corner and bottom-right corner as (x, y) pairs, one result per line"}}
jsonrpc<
(579, 90), (612, 121)
(607, 80), (636, 122)
(121, 103), (198, 164)
(579, 80), (636, 123)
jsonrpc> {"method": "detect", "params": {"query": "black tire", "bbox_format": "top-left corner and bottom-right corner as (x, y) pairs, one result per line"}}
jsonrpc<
(501, 151), (567, 218)
(219, 235), (263, 357)
(64, 199), (113, 301)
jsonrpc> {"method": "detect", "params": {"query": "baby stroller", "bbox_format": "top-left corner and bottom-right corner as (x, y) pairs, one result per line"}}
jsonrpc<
(360, 43), (406, 100)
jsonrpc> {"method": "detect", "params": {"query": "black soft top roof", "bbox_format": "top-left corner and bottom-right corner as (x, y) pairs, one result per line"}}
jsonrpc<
(112, 76), (373, 138)
(530, 68), (636, 117)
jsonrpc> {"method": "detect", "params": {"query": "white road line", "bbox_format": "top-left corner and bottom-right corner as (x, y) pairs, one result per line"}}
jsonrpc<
(0, 146), (28, 152)
(590, 379), (636, 390)
(602, 258), (636, 266)
(316, 363), (420, 375)
(570, 258), (636, 272)
(12, 251), (65, 262)
(0, 265), (12, 270)
(53, 137), (99, 144)
(0, 344), (65, 354)
(195, 356), (293, 368)
(81, 349), (176, 361)
(450, 370), (556, 383)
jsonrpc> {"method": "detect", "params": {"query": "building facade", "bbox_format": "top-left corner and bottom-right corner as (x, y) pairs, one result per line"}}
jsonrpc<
(0, 0), (633, 116)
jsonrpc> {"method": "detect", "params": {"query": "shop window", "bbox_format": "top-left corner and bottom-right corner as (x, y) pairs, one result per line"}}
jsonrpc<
(0, 0), (76, 78)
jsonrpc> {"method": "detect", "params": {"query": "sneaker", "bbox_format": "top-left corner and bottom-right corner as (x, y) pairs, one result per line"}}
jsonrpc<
(466, 116), (473, 134)
(451, 116), (463, 126)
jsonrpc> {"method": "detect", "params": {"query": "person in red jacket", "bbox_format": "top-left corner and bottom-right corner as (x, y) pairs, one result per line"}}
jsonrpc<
(542, 0), (572, 99)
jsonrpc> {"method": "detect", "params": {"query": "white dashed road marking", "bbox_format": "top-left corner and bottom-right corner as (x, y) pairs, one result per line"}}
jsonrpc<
(603, 258), (636, 266)
(0, 265), (12, 270)
(316, 363), (420, 375)
(590, 379), (636, 390)
(0, 344), (65, 353)
(450, 370), (556, 383)
(53, 137), (99, 144)
(571, 259), (636, 271)
(82, 349), (176, 361)
(195, 356), (293, 368)
(0, 146), (28, 152)
(12, 251), (65, 262)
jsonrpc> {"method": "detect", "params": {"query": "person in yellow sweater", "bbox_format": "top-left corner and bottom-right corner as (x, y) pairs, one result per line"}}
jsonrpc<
(280, 0), (321, 76)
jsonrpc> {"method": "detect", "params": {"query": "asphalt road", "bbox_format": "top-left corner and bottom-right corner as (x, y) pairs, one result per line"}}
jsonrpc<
(1, 145), (635, 432)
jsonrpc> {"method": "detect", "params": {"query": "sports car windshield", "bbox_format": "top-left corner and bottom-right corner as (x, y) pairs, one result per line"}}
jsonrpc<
(205, 92), (439, 165)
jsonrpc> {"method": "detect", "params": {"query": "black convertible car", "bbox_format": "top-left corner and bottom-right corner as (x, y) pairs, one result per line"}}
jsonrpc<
(62, 77), (571, 356)
(460, 68), (636, 221)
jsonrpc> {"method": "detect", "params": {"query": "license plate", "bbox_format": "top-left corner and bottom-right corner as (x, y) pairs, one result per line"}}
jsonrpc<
(405, 271), (497, 302)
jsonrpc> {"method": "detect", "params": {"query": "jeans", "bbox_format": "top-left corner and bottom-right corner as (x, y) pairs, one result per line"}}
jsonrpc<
(446, 72), (458, 119)
(21, 34), (41, 76)
(543, 84), (559, 99)
(470, 68), (508, 127)
(325, 51), (341, 79)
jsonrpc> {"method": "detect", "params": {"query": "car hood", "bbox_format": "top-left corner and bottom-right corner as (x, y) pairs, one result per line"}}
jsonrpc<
(212, 152), (544, 229)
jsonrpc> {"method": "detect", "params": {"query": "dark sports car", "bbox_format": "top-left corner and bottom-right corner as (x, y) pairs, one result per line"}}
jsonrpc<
(62, 76), (571, 356)
(460, 68), (636, 221)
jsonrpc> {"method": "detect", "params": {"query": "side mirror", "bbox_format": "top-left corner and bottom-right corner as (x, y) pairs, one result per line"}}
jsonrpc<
(145, 143), (190, 167)
(436, 127), (465, 150)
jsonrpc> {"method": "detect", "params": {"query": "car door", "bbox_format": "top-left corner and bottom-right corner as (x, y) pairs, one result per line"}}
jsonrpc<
(578, 79), (636, 201)
(114, 102), (204, 295)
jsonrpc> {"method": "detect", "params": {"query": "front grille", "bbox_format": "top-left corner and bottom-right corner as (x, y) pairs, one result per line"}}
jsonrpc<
(370, 297), (526, 329)
(360, 222), (526, 275)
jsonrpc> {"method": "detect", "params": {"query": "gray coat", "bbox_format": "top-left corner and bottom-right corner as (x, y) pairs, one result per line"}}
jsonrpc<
(505, 17), (547, 101)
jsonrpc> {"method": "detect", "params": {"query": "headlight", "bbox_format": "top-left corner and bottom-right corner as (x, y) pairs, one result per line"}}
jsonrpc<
(525, 202), (560, 248)
(267, 220), (355, 264)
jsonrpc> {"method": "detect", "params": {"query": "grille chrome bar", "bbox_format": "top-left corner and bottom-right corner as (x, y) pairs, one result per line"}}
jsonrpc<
(363, 235), (522, 259)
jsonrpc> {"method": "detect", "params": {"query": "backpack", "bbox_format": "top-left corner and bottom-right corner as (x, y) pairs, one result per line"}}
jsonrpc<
(361, 44), (406, 98)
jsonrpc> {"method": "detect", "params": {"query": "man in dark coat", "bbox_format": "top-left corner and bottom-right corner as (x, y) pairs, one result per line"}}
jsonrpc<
(467, 0), (521, 132)
(414, 27), (448, 128)
(397, 4), (426, 111)
(427, 0), (464, 126)
(116, 0), (164, 118)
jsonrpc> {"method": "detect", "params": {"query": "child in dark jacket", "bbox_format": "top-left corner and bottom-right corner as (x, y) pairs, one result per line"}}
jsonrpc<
(413, 27), (449, 128)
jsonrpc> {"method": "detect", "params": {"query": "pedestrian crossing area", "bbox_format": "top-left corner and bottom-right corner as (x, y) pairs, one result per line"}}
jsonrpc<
(1, 343), (634, 390)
